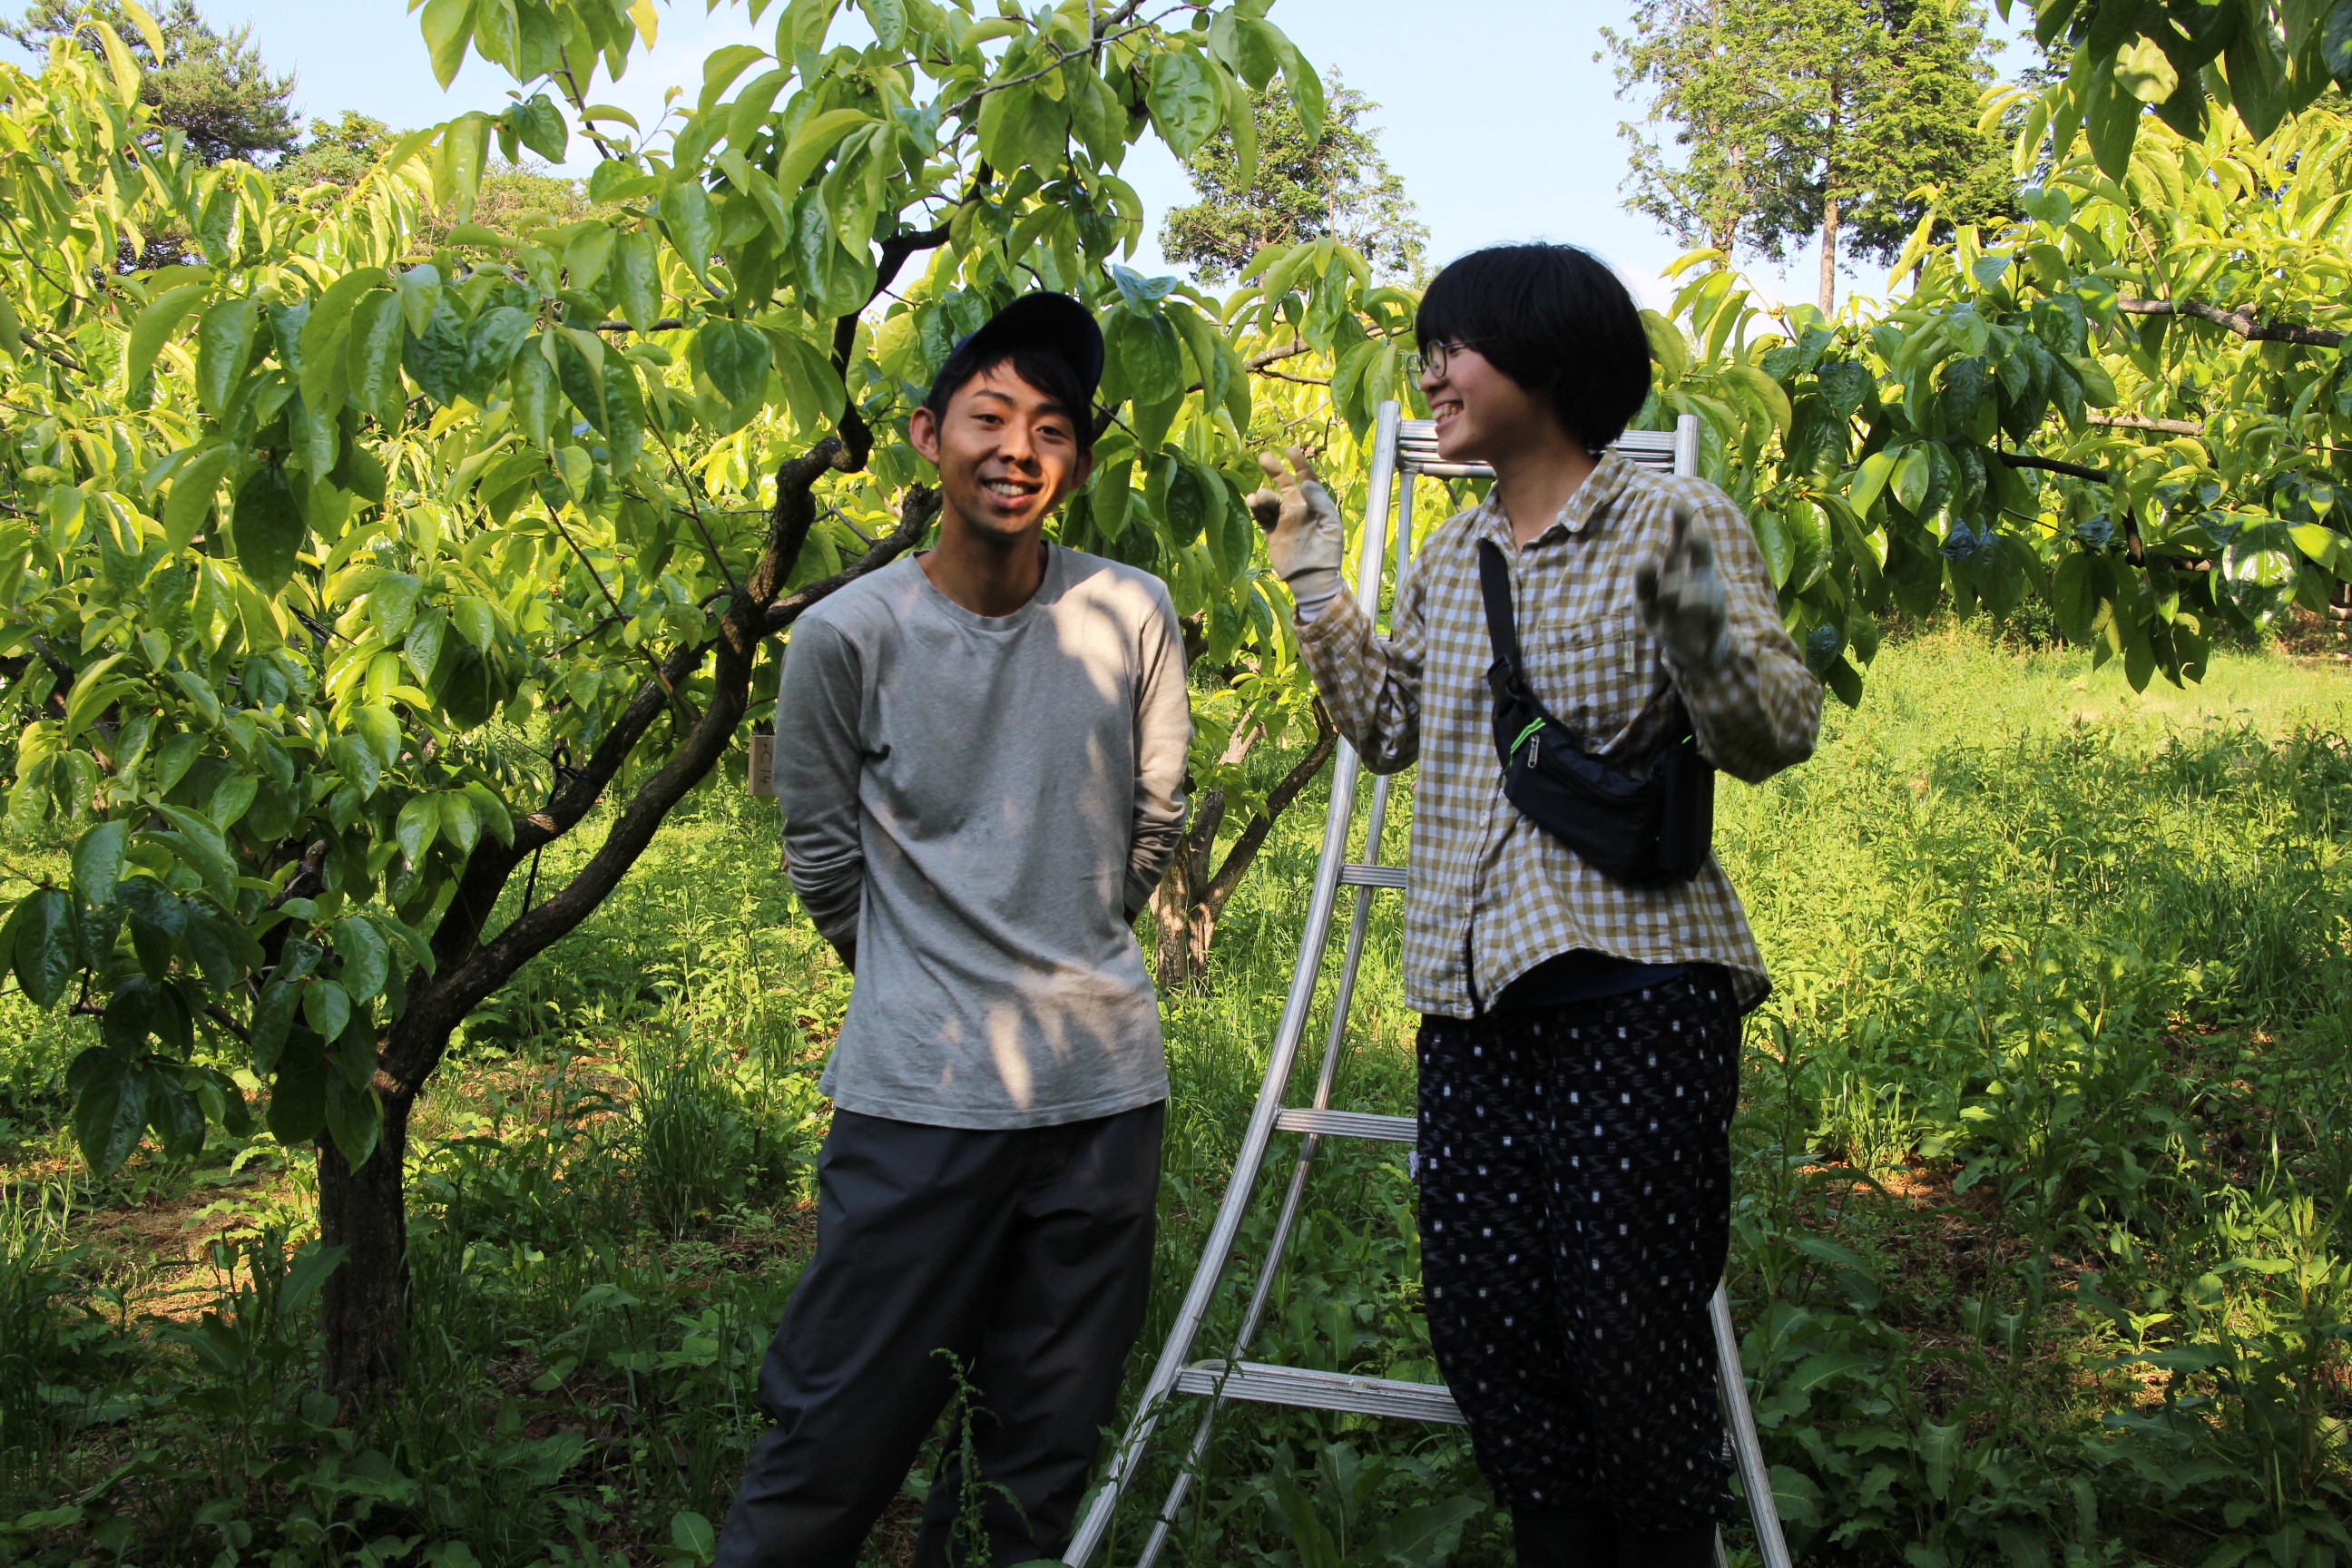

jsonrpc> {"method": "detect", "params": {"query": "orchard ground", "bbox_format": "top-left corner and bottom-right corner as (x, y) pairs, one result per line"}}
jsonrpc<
(4, 618), (2351, 1567)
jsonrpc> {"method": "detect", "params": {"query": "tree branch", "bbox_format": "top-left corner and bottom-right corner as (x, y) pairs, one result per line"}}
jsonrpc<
(2088, 411), (2204, 435)
(2116, 298), (2345, 348)
(1203, 701), (1338, 916)
(764, 486), (937, 633)
(1997, 449), (2109, 484)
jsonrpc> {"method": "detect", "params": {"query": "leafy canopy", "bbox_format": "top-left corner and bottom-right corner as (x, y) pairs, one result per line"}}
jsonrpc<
(2, 0), (299, 164)
(1159, 71), (1426, 286)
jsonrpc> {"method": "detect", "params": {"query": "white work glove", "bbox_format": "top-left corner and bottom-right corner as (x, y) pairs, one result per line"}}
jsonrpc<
(1635, 502), (1730, 669)
(1247, 446), (1347, 622)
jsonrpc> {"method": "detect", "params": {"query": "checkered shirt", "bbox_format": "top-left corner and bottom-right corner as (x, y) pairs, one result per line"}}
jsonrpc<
(1297, 449), (1822, 1018)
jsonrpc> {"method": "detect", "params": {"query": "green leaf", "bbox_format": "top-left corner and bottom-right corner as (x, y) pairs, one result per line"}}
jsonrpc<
(72, 821), (127, 906)
(162, 443), (236, 550)
(509, 92), (567, 162)
(772, 108), (873, 197)
(453, 594), (498, 650)
(1283, 51), (1325, 142)
(660, 180), (718, 283)
(1146, 48), (1220, 159)
(119, 877), (185, 980)
(405, 608), (446, 687)
(2085, 59), (2141, 179)
(2328, 0), (2352, 89)
(405, 299), (470, 407)
(194, 299), (260, 416)
(698, 318), (771, 408)
(420, 0), (477, 87)
(1749, 508), (1795, 588)
(303, 977), (351, 1044)
(2053, 551), (2102, 644)
(669, 1512), (716, 1563)
(369, 573), (425, 642)
(299, 269), (388, 407)
(73, 1054), (148, 1176)
(350, 705), (402, 767)
(2290, 523), (2352, 576)
(265, 1030), (327, 1142)
(1110, 313), (1181, 405)
(345, 289), (406, 426)
(1890, 446), (1933, 514)
(1162, 457), (1210, 547)
(13, 887), (75, 1007)
(331, 916), (390, 1003)
(446, 111), (492, 219)
(463, 782), (514, 848)
(231, 463), (306, 593)
(1847, 449), (1896, 517)
(123, 282), (209, 394)
(325, 1071), (382, 1170)
(440, 791), (480, 857)
(855, 0), (903, 47)
(184, 908), (261, 991)
(396, 794), (441, 865)
(614, 229), (660, 331)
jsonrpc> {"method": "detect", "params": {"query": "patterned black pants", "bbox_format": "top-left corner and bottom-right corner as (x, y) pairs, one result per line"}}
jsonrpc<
(1416, 969), (1741, 1530)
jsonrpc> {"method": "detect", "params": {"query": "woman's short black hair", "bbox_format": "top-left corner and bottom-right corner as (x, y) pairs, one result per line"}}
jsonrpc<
(922, 343), (1099, 453)
(1415, 244), (1652, 454)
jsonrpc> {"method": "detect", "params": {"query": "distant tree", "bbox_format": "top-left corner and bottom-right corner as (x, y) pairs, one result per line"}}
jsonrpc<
(1604, 0), (2012, 309)
(1161, 71), (1428, 285)
(2, 0), (298, 164)
(271, 108), (394, 190)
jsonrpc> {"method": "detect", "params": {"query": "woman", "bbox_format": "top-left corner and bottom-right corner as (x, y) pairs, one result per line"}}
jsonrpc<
(1250, 243), (1819, 1567)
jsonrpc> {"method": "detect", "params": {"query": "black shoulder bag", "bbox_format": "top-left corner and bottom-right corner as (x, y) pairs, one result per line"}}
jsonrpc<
(1475, 539), (1714, 885)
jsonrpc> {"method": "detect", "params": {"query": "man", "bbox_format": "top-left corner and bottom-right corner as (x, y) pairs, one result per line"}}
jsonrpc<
(717, 293), (1192, 1568)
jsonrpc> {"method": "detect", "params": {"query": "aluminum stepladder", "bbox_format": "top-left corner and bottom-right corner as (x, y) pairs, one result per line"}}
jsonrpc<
(1063, 403), (1794, 1568)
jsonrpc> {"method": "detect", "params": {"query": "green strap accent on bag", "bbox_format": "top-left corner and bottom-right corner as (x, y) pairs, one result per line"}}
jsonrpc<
(1511, 718), (1545, 760)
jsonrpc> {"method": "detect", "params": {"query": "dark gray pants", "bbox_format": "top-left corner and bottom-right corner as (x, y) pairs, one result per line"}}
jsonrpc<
(715, 1101), (1164, 1568)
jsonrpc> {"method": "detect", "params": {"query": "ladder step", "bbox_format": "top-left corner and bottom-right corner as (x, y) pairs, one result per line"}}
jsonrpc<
(1338, 862), (1409, 888)
(1171, 1360), (1465, 1424)
(1273, 1108), (1416, 1143)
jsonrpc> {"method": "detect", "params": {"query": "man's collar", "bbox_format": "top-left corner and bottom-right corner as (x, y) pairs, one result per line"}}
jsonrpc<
(1467, 450), (1635, 547)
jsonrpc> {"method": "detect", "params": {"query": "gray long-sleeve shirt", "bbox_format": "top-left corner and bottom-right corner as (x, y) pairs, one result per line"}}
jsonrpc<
(775, 545), (1192, 1129)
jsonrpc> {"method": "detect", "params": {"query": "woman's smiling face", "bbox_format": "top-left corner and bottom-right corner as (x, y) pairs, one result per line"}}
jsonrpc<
(1418, 342), (1564, 464)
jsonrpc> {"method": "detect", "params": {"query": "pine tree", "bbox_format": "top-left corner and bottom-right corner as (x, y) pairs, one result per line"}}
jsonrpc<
(1604, 0), (2013, 309)
(3, 0), (299, 164)
(1160, 72), (1428, 286)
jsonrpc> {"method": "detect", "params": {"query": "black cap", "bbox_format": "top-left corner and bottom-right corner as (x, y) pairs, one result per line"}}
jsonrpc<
(952, 292), (1104, 401)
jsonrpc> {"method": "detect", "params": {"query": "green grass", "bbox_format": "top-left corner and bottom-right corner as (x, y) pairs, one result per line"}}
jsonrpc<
(4, 624), (2351, 1567)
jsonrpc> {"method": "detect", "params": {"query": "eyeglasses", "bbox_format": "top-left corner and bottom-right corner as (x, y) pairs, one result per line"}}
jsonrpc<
(1407, 339), (1488, 380)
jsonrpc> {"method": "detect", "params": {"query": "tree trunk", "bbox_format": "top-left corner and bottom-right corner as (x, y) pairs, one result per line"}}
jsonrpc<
(1147, 704), (1338, 993)
(1818, 191), (1839, 314)
(318, 1087), (415, 1399)
(1151, 790), (1227, 991)
(307, 470), (936, 1401)
(1818, 70), (1840, 315)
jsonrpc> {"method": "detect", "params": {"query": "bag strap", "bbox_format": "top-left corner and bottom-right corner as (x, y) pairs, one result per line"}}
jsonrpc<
(1475, 539), (1524, 679)
(1479, 535), (1704, 759)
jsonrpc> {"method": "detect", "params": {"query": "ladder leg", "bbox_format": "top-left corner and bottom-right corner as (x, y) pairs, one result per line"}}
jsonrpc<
(1130, 777), (1399, 1567)
(1711, 1284), (1793, 1568)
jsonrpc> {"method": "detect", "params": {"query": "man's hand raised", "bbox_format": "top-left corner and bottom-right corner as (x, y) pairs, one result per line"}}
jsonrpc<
(1247, 446), (1347, 622)
(1634, 502), (1730, 670)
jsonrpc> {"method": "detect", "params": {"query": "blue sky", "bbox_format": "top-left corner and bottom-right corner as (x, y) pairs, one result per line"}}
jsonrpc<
(19, 0), (2034, 310)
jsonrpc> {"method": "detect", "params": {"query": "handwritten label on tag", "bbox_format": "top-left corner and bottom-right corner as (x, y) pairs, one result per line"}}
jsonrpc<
(749, 732), (776, 798)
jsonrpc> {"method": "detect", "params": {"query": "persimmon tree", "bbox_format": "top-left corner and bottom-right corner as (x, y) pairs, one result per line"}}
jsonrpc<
(0, 0), (1374, 1397)
(1634, 91), (2351, 702)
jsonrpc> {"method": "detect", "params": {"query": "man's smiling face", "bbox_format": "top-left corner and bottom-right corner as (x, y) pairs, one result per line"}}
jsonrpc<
(909, 361), (1093, 544)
